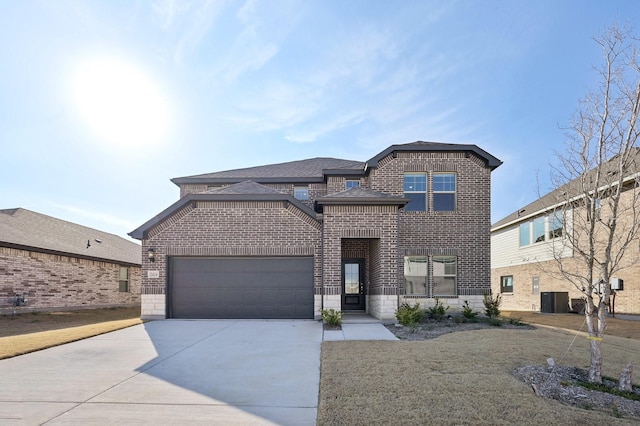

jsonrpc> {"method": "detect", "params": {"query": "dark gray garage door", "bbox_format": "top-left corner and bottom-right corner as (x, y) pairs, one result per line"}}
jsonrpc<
(169, 257), (314, 319)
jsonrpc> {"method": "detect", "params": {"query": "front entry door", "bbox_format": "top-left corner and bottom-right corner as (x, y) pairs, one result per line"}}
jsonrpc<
(342, 259), (365, 311)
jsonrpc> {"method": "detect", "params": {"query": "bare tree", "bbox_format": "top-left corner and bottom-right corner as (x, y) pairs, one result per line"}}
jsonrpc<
(549, 23), (640, 384)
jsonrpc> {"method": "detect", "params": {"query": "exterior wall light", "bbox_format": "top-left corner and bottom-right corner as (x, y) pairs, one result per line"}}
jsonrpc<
(148, 248), (155, 262)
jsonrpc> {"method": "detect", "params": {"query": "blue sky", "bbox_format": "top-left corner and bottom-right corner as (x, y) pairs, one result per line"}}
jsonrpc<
(0, 0), (636, 241)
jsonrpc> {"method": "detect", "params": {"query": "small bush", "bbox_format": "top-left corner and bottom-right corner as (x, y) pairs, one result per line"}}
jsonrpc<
(487, 317), (503, 327)
(508, 317), (524, 326)
(395, 303), (423, 326)
(462, 300), (478, 320)
(426, 297), (449, 321)
(320, 309), (342, 326)
(483, 293), (501, 318)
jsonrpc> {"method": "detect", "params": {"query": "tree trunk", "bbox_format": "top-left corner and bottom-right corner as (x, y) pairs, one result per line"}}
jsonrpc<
(585, 298), (606, 384)
(619, 364), (633, 392)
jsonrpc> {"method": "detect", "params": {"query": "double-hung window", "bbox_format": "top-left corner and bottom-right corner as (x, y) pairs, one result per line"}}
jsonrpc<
(403, 174), (427, 211)
(119, 266), (130, 292)
(433, 256), (456, 296)
(433, 173), (456, 211)
(403, 256), (427, 295)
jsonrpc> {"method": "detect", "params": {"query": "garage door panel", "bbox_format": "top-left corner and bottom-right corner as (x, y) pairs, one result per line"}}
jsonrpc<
(170, 257), (313, 319)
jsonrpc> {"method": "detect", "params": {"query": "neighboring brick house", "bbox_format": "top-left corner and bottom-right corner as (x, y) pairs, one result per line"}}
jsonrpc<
(0, 208), (141, 313)
(130, 141), (502, 320)
(491, 150), (640, 315)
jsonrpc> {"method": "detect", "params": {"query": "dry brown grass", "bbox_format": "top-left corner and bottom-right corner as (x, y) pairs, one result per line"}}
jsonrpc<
(0, 306), (142, 359)
(318, 327), (640, 425)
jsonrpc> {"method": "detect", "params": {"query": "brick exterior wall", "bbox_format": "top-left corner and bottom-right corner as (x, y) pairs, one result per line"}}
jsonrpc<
(369, 151), (493, 306)
(141, 200), (321, 318)
(158, 148), (495, 320)
(0, 246), (140, 313)
(492, 181), (640, 315)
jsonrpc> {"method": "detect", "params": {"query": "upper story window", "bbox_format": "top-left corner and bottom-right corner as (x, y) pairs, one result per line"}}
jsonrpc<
(519, 212), (565, 247)
(404, 174), (427, 211)
(345, 180), (360, 190)
(533, 216), (546, 243)
(294, 186), (309, 201)
(433, 173), (456, 211)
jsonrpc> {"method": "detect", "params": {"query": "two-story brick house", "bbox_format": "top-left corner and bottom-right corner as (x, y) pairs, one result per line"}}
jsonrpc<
(130, 141), (502, 320)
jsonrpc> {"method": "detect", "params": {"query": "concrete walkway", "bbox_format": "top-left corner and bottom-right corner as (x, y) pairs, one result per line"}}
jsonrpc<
(0, 318), (397, 425)
(322, 315), (398, 341)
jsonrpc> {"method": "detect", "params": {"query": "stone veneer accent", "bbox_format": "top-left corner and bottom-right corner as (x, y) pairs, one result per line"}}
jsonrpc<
(0, 246), (140, 313)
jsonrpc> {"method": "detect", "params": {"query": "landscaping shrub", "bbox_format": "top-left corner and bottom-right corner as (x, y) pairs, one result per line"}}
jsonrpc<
(483, 293), (501, 318)
(426, 297), (449, 321)
(462, 300), (478, 320)
(321, 309), (342, 326)
(395, 303), (423, 326)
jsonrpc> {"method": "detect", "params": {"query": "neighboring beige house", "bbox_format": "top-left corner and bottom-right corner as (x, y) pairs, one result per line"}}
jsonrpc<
(0, 208), (141, 313)
(491, 151), (640, 315)
(130, 141), (502, 320)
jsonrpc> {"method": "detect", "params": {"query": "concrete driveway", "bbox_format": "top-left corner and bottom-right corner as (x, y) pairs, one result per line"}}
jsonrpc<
(0, 320), (322, 425)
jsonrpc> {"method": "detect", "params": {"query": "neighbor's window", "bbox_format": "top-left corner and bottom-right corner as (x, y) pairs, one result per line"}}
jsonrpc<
(501, 275), (513, 293)
(404, 256), (427, 295)
(345, 180), (360, 189)
(433, 256), (456, 296)
(587, 197), (602, 222)
(119, 266), (130, 292)
(533, 216), (546, 243)
(532, 276), (539, 295)
(294, 186), (309, 201)
(433, 173), (456, 211)
(519, 222), (531, 246)
(548, 211), (563, 239)
(404, 174), (427, 211)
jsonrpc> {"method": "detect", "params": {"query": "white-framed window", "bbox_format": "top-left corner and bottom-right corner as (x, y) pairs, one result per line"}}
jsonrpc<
(294, 186), (309, 201)
(532, 276), (539, 295)
(519, 222), (531, 246)
(501, 275), (513, 293)
(345, 180), (360, 189)
(404, 174), (427, 211)
(519, 212), (565, 247)
(119, 266), (130, 292)
(548, 212), (563, 239)
(433, 256), (456, 296)
(403, 256), (427, 295)
(433, 173), (456, 211)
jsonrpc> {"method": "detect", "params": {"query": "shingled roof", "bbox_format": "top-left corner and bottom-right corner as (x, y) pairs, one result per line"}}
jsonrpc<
(0, 208), (141, 265)
(492, 147), (640, 230)
(317, 187), (410, 206)
(172, 157), (365, 184)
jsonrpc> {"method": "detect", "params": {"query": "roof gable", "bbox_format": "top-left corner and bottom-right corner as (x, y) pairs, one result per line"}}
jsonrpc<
(129, 181), (318, 240)
(0, 208), (141, 265)
(367, 141), (503, 170)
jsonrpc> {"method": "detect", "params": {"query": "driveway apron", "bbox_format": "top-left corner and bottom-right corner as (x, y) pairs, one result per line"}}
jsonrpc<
(0, 320), (322, 425)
